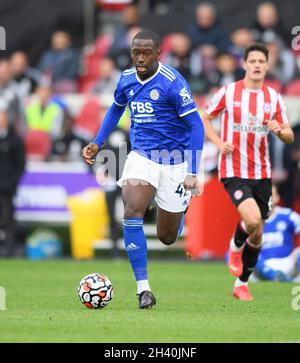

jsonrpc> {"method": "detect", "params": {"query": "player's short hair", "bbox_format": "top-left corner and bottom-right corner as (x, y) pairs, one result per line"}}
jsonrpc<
(132, 30), (160, 49)
(243, 43), (269, 61)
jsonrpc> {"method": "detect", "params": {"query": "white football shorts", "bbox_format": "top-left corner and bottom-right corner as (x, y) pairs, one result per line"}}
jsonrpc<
(117, 151), (191, 213)
(264, 255), (296, 276)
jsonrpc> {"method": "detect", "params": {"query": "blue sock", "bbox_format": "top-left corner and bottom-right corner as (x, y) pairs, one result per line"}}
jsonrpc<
(176, 213), (185, 240)
(123, 218), (148, 282)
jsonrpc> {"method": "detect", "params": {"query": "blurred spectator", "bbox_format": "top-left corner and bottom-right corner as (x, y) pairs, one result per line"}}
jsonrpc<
(51, 110), (82, 161)
(266, 40), (296, 87)
(92, 57), (121, 96)
(189, 45), (218, 94)
(95, 126), (130, 258)
(283, 124), (300, 209)
(269, 132), (290, 205)
(251, 2), (291, 47)
(163, 33), (193, 80)
(96, 1), (137, 37)
(201, 90), (221, 174)
(25, 85), (64, 140)
(73, 95), (103, 142)
(148, 0), (174, 14)
(230, 28), (254, 66)
(10, 51), (45, 100)
(187, 2), (231, 53)
(213, 52), (244, 87)
(0, 60), (22, 132)
(270, 122), (300, 210)
(38, 31), (80, 93)
(108, 25), (142, 70)
(285, 79), (300, 96)
(0, 110), (25, 257)
(112, 4), (141, 45)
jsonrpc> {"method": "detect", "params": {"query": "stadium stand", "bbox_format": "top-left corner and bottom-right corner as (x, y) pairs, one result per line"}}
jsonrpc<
(0, 0), (300, 256)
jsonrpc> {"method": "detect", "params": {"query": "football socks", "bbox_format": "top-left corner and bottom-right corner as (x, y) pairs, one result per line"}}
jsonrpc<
(239, 240), (261, 282)
(234, 221), (249, 248)
(123, 217), (148, 283)
(176, 213), (185, 240)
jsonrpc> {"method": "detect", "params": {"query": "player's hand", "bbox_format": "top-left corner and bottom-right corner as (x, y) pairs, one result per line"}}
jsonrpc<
(219, 142), (235, 155)
(82, 143), (99, 165)
(267, 120), (282, 135)
(184, 175), (200, 196)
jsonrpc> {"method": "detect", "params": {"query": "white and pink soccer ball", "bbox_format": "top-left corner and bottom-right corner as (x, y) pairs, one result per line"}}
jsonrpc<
(78, 273), (114, 309)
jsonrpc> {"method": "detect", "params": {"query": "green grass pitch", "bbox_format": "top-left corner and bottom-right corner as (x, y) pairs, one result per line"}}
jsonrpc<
(0, 259), (299, 342)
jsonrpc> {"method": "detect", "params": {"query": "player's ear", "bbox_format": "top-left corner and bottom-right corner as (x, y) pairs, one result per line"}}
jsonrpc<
(157, 48), (161, 56)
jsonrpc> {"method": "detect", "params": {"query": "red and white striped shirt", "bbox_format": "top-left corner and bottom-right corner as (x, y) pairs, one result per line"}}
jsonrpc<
(205, 80), (289, 180)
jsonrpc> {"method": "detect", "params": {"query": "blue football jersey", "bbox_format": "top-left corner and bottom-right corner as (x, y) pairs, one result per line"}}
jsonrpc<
(260, 207), (300, 259)
(113, 62), (198, 164)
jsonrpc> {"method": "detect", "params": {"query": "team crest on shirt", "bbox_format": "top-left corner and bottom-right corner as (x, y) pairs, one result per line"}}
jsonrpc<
(276, 221), (287, 231)
(150, 89), (159, 100)
(248, 113), (257, 126)
(234, 190), (243, 200)
(263, 103), (271, 113)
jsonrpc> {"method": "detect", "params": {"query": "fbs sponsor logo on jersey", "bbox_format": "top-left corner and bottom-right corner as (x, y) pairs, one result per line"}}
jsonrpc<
(130, 101), (156, 123)
(130, 101), (154, 114)
(179, 87), (193, 107)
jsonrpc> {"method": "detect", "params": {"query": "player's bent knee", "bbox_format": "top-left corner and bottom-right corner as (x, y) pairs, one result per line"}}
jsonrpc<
(250, 234), (262, 246)
(246, 219), (260, 234)
(124, 202), (146, 218)
(124, 207), (145, 218)
(158, 232), (177, 246)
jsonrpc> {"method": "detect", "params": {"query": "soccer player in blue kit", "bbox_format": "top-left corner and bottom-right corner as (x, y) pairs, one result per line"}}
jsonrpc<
(254, 185), (300, 282)
(82, 30), (204, 309)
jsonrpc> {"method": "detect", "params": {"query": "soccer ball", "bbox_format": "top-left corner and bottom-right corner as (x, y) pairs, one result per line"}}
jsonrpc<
(78, 273), (114, 309)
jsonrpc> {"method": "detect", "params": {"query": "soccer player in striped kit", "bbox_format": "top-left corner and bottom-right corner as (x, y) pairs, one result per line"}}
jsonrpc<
(202, 44), (294, 300)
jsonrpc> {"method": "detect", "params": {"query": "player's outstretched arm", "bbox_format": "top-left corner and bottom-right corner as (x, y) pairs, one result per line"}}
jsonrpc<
(202, 110), (234, 154)
(82, 102), (126, 165)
